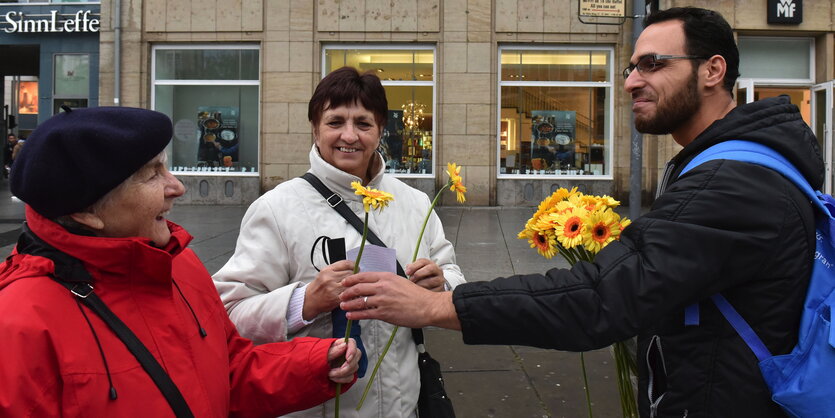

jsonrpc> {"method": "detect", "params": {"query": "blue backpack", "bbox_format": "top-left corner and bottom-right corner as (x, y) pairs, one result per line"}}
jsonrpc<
(679, 140), (835, 418)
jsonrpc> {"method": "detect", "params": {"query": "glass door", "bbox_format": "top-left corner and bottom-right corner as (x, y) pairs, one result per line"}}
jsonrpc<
(812, 82), (833, 193)
(736, 79), (754, 106)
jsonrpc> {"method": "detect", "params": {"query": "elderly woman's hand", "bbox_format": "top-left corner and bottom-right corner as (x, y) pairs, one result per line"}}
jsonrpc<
(405, 258), (446, 292)
(303, 260), (354, 320)
(327, 338), (359, 384)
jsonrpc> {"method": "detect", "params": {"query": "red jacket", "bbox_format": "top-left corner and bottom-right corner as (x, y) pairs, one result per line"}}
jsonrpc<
(0, 207), (353, 417)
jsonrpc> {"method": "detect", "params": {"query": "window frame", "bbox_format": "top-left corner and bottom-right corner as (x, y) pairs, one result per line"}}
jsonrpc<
(151, 43), (261, 177)
(321, 44), (437, 179)
(737, 36), (815, 86)
(497, 45), (615, 180)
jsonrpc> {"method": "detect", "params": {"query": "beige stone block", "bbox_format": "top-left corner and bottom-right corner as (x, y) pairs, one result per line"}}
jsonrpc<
(98, 42), (114, 73)
(517, 0), (543, 33)
(444, 0), (468, 32)
(242, 0), (263, 31)
(440, 104), (467, 135)
(467, 0), (491, 30)
(122, 43), (142, 74)
(338, 0), (365, 32)
(542, 0), (570, 33)
(191, 0), (216, 31)
(166, 0), (190, 32)
(289, 103), (312, 134)
(265, 133), (313, 163)
(455, 164), (490, 205)
(417, 0), (440, 32)
(145, 0), (166, 32)
(121, 73), (143, 108)
(289, 41), (314, 72)
(290, 0), (314, 32)
(391, 0), (418, 32)
(442, 43), (468, 73)
(216, 0), (242, 31)
(466, 42), (491, 73)
(443, 134), (491, 165)
(365, 0), (391, 32)
(442, 73), (491, 104)
(466, 104), (492, 135)
(262, 163), (290, 191)
(467, 31), (492, 43)
(288, 163), (311, 179)
(263, 102), (289, 134)
(495, 0), (517, 32)
(442, 30), (468, 42)
(317, 0), (339, 32)
(263, 72), (314, 103)
(266, 0), (291, 31)
(390, 32), (422, 41)
(290, 29), (314, 42)
(264, 41), (290, 73)
(363, 32), (392, 41)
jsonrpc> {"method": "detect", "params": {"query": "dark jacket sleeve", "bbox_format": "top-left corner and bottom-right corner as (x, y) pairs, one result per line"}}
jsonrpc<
(453, 159), (815, 351)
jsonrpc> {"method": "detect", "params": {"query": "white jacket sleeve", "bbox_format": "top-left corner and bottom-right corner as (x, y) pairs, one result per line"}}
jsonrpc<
(425, 208), (466, 289)
(213, 197), (301, 345)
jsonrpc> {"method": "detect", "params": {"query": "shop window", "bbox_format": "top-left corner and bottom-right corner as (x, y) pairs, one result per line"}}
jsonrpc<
(152, 45), (260, 174)
(323, 46), (435, 176)
(53, 54), (89, 114)
(499, 47), (613, 177)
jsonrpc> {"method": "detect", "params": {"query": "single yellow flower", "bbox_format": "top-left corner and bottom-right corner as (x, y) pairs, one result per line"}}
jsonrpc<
(554, 208), (588, 249)
(583, 209), (623, 253)
(446, 163), (467, 203)
(530, 228), (559, 259)
(351, 181), (394, 213)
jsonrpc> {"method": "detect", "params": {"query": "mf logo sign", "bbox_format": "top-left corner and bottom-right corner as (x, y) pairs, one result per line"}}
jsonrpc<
(768, 0), (803, 24)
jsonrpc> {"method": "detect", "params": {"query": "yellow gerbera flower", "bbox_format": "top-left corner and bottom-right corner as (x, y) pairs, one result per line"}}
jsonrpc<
(583, 209), (624, 254)
(446, 163), (467, 203)
(530, 228), (559, 259)
(351, 181), (394, 213)
(554, 208), (588, 249)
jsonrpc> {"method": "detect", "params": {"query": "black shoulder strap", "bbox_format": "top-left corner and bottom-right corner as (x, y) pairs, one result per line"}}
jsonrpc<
(17, 224), (194, 418)
(300, 173), (426, 344)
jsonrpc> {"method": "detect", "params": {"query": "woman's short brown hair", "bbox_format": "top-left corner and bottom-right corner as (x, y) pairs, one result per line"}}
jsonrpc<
(308, 67), (388, 128)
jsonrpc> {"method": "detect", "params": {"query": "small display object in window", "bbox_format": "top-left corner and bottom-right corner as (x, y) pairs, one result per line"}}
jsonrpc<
(531, 110), (576, 172)
(197, 106), (239, 168)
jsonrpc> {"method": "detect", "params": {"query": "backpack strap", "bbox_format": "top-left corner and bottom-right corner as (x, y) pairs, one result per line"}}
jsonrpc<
(677, 140), (824, 360)
(16, 224), (195, 418)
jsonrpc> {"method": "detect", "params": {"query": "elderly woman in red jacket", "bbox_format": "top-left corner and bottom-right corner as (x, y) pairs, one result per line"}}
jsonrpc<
(0, 106), (359, 417)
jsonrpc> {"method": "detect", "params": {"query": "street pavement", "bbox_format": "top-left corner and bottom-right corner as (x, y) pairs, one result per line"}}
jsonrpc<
(0, 179), (627, 417)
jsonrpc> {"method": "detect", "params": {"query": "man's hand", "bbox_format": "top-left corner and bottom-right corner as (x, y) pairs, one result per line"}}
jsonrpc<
(327, 338), (359, 384)
(339, 272), (461, 330)
(303, 260), (354, 320)
(405, 258), (446, 292)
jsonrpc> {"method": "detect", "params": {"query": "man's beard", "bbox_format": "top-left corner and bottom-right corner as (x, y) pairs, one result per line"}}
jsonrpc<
(635, 71), (701, 135)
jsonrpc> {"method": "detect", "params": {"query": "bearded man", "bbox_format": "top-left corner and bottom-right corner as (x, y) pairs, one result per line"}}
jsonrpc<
(338, 7), (822, 417)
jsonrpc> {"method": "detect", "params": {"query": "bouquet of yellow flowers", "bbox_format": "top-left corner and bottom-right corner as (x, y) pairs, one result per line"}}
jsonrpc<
(518, 187), (636, 418)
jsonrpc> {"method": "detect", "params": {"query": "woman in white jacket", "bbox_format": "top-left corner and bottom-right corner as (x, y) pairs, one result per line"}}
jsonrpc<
(213, 67), (465, 418)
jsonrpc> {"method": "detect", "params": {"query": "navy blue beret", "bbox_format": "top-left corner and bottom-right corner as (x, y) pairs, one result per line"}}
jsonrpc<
(11, 106), (173, 218)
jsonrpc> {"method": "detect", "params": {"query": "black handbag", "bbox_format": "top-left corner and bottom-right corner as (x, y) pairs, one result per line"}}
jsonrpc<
(301, 173), (456, 417)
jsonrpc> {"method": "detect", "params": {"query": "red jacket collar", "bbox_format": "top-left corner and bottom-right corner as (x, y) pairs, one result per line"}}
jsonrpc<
(23, 205), (193, 284)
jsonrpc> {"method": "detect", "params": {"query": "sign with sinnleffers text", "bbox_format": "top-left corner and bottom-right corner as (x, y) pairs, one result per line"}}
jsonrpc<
(579, 0), (625, 17)
(3, 10), (100, 34)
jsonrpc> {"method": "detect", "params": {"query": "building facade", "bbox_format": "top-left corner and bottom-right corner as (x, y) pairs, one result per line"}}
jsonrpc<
(4, 0), (833, 206)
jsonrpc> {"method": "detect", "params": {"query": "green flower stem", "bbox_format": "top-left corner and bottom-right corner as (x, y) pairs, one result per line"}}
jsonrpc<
(357, 182), (450, 411)
(336, 212), (370, 418)
(579, 352), (593, 418)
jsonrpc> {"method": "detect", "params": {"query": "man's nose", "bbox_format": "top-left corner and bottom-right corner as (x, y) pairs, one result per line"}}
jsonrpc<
(623, 69), (643, 94)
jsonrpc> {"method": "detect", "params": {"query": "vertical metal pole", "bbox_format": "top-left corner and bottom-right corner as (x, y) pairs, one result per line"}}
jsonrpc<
(628, 2), (645, 220)
(114, 0), (121, 106)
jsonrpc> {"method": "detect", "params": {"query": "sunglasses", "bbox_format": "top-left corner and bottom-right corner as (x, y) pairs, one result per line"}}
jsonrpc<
(622, 54), (708, 79)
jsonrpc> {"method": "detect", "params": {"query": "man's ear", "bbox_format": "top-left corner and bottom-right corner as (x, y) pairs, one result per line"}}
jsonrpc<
(69, 212), (105, 231)
(703, 54), (727, 89)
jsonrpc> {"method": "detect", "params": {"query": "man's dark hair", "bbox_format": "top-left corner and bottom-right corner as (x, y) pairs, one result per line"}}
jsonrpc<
(308, 66), (388, 128)
(645, 7), (740, 95)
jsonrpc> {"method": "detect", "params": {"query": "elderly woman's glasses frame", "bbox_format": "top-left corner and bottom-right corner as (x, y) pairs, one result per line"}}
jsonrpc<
(622, 54), (708, 79)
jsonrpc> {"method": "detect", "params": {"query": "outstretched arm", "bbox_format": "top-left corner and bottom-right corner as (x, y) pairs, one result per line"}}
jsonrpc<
(339, 271), (461, 330)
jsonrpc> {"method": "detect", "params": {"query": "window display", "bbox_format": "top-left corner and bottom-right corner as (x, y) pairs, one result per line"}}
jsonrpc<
(499, 47), (613, 177)
(152, 46), (259, 174)
(324, 46), (435, 176)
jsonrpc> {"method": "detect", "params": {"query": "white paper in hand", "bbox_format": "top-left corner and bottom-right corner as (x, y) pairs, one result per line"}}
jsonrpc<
(347, 243), (397, 273)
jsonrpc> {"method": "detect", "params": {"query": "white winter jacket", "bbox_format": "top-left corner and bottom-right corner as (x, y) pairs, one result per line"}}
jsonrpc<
(214, 145), (466, 418)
